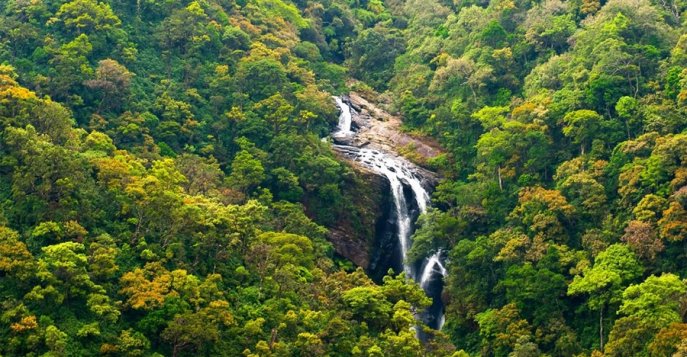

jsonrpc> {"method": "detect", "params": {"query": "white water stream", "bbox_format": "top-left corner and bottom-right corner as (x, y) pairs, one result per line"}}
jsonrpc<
(418, 250), (448, 330)
(334, 145), (430, 276)
(419, 250), (447, 291)
(334, 96), (353, 134)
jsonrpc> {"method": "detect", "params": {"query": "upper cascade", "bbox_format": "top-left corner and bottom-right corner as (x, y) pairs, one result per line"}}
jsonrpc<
(333, 96), (353, 134)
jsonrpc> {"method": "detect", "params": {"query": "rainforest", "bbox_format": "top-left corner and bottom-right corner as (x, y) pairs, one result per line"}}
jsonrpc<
(1, 0), (687, 355)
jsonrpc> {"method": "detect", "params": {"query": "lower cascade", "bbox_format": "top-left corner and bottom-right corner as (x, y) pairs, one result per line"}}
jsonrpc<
(330, 96), (447, 332)
(418, 250), (447, 330)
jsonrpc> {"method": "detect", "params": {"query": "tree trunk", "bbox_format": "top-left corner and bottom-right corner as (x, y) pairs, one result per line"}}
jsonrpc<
(599, 307), (604, 352)
(269, 328), (278, 349)
(497, 166), (503, 191)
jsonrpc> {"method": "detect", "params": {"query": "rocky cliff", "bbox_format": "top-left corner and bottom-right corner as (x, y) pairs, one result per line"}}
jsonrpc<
(326, 166), (390, 269)
(325, 93), (443, 273)
(344, 93), (443, 166)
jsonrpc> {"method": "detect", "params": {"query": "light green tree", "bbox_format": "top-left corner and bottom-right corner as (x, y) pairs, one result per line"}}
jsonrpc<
(568, 244), (642, 351)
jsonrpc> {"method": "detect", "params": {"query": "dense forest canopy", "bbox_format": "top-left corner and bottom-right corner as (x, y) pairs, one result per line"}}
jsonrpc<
(1, 0), (687, 355)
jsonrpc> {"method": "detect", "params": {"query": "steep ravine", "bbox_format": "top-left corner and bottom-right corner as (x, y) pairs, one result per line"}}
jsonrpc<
(327, 94), (448, 331)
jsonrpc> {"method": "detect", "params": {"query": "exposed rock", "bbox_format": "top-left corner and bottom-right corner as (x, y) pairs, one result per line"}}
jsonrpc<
(346, 93), (444, 164)
(326, 165), (390, 269)
(327, 225), (370, 268)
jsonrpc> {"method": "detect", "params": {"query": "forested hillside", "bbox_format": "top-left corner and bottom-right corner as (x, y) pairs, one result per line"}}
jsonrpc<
(0, 0), (455, 355)
(380, 0), (687, 355)
(2, 0), (687, 356)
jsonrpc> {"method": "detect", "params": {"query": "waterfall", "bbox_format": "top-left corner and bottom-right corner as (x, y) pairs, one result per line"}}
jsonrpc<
(419, 250), (447, 291)
(333, 96), (353, 135)
(331, 96), (446, 331)
(418, 250), (447, 330)
(340, 146), (430, 277)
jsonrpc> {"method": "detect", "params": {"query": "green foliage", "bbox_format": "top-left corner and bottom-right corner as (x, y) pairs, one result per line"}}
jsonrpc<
(563, 110), (604, 154)
(253, 0), (309, 29)
(347, 25), (406, 90)
(228, 149), (266, 194)
(383, 0), (687, 353)
(618, 274), (687, 329)
(235, 58), (289, 101)
(3, 0), (687, 355)
(54, 0), (121, 35)
(0, 1), (463, 354)
(568, 244), (642, 310)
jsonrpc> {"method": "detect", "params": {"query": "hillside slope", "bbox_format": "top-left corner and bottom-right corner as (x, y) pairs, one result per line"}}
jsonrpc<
(0, 0), (457, 355)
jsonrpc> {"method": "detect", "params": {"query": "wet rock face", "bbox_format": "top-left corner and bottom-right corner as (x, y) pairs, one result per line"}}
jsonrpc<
(326, 169), (390, 270)
(368, 181), (422, 283)
(328, 94), (438, 274)
(332, 96), (439, 188)
(368, 184), (401, 282)
(327, 226), (371, 268)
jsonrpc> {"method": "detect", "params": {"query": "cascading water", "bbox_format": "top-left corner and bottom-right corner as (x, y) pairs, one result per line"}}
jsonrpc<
(334, 96), (353, 134)
(419, 250), (447, 291)
(418, 250), (447, 330)
(334, 145), (430, 277)
(331, 96), (447, 332)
